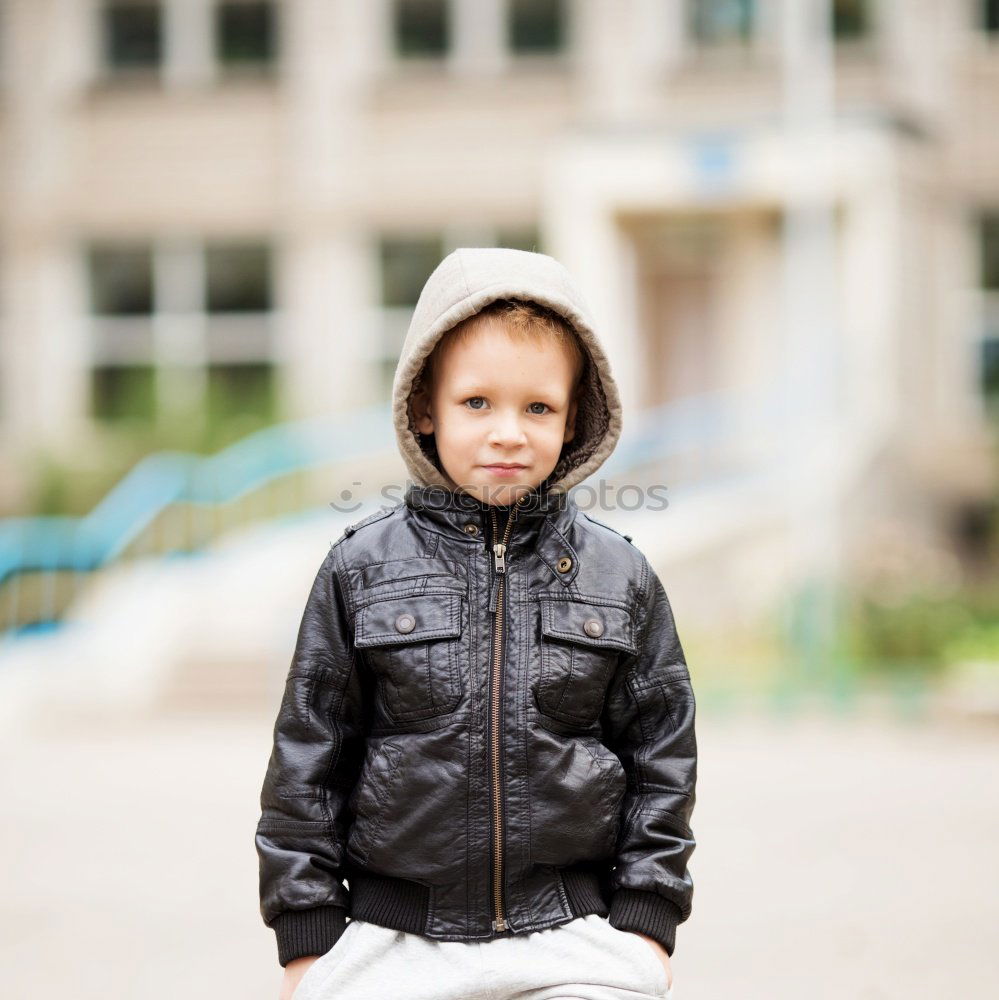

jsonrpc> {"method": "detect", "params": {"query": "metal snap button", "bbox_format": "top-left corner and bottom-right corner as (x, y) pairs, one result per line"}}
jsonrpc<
(556, 556), (573, 573)
(583, 618), (604, 638)
(463, 522), (479, 535)
(395, 613), (415, 634)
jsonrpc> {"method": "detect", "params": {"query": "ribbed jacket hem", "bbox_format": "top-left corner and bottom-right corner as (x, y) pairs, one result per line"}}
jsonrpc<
(272, 904), (348, 967)
(346, 864), (609, 937)
(349, 868), (433, 933)
(608, 889), (682, 956)
(560, 865), (611, 918)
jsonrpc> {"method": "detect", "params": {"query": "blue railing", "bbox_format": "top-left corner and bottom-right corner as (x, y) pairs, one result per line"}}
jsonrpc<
(0, 389), (785, 639)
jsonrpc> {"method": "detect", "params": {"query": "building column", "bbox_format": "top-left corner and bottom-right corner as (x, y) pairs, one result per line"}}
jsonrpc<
(278, 0), (378, 420)
(0, 0), (91, 462)
(450, 0), (506, 77)
(572, 0), (648, 122)
(541, 149), (639, 415)
(163, 0), (215, 88)
(633, 0), (686, 82)
(153, 240), (208, 431)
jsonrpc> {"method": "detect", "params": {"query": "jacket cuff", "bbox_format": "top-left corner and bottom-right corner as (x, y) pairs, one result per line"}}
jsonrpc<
(271, 905), (348, 967)
(608, 890), (682, 957)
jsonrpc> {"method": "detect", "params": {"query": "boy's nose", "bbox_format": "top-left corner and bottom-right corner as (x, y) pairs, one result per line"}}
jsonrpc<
(487, 415), (528, 447)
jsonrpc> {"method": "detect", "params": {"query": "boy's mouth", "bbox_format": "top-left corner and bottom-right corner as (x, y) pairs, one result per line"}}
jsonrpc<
(482, 463), (528, 476)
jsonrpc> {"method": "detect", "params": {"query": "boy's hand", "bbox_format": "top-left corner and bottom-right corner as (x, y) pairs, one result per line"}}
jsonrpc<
(629, 931), (673, 990)
(279, 955), (320, 1000)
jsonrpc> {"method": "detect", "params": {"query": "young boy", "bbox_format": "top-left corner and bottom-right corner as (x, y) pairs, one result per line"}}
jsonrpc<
(255, 247), (697, 1000)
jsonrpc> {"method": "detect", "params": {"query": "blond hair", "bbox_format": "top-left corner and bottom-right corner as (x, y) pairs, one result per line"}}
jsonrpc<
(421, 298), (586, 395)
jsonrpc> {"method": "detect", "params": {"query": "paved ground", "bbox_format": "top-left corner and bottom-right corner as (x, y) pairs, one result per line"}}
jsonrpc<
(0, 697), (995, 999)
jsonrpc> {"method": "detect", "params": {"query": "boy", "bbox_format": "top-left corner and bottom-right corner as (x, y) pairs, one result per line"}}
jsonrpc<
(255, 248), (697, 1000)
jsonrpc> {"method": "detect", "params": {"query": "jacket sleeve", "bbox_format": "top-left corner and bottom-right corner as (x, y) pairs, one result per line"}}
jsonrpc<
(255, 544), (367, 966)
(600, 557), (697, 956)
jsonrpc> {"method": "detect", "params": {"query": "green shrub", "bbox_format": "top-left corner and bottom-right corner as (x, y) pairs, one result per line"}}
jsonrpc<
(842, 584), (999, 675)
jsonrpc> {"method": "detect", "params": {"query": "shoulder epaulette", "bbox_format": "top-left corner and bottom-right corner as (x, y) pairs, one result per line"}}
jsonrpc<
(333, 505), (396, 543)
(581, 511), (634, 544)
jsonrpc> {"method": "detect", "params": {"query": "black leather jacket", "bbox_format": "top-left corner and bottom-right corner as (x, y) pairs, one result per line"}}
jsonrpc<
(255, 484), (697, 966)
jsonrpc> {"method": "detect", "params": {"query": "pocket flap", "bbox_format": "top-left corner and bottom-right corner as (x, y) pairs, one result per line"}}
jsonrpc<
(355, 593), (463, 647)
(538, 599), (637, 655)
(361, 558), (467, 591)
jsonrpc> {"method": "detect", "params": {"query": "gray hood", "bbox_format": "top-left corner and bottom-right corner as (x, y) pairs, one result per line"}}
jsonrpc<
(392, 247), (623, 495)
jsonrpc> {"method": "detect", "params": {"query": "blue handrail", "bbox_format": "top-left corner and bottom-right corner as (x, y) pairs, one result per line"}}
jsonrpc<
(0, 402), (393, 587)
(1, 388), (786, 637)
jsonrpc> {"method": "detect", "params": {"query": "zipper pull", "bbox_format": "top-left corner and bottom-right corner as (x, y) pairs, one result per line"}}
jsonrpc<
(492, 541), (507, 575)
(492, 917), (508, 932)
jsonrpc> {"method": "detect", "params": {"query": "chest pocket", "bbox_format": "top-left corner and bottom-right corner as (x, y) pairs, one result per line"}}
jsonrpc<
(533, 598), (637, 727)
(354, 593), (465, 723)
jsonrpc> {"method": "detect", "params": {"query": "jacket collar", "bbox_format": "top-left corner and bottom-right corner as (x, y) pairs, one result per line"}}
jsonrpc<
(403, 484), (580, 579)
(405, 483), (569, 518)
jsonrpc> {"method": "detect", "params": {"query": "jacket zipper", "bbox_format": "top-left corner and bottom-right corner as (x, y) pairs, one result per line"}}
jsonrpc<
(488, 494), (529, 932)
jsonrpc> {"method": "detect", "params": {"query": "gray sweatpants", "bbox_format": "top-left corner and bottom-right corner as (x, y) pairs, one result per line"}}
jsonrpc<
(292, 913), (675, 1000)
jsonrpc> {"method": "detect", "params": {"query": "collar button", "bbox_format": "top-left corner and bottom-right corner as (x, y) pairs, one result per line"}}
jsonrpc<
(556, 556), (573, 573)
(463, 522), (479, 535)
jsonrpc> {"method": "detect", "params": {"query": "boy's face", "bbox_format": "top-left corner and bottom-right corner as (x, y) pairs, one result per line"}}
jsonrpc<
(412, 317), (578, 506)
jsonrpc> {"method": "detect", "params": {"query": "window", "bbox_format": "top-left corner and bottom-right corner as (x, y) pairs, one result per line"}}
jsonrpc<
(377, 235), (444, 397)
(508, 0), (565, 55)
(86, 239), (277, 437)
(91, 364), (156, 422)
(206, 243), (272, 312)
(981, 214), (999, 415)
(203, 243), (275, 442)
(215, 1), (277, 68)
(380, 236), (446, 308)
(102, 1), (162, 72)
(689, 0), (754, 46)
(87, 244), (156, 425)
(206, 362), (276, 426)
(393, 0), (449, 57)
(88, 244), (154, 315)
(982, 0), (999, 34)
(983, 215), (999, 290)
(983, 338), (999, 408)
(832, 0), (869, 41)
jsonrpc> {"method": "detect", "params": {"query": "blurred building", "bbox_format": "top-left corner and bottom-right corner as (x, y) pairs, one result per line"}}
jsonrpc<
(0, 0), (996, 577)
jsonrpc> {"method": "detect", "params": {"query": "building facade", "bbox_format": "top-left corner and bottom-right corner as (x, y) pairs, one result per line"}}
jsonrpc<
(0, 0), (996, 579)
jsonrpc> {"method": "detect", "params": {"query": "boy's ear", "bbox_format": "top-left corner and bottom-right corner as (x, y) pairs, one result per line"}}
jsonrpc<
(563, 396), (578, 444)
(411, 389), (434, 435)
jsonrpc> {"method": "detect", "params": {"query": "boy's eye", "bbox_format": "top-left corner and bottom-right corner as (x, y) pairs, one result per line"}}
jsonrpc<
(462, 398), (551, 415)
